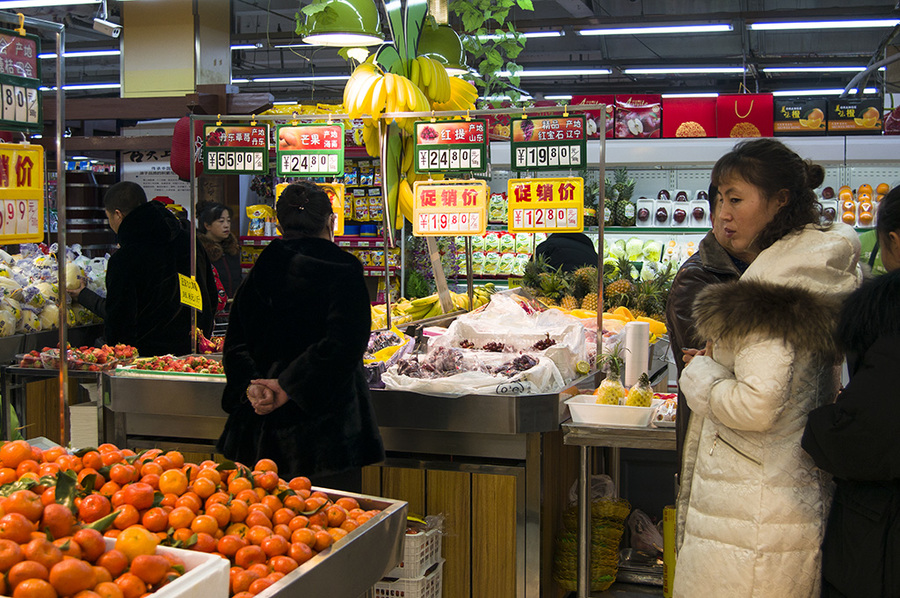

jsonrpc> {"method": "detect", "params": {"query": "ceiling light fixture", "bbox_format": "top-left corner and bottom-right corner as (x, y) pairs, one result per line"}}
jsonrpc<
(480, 94), (533, 101)
(273, 43), (320, 49)
(578, 23), (732, 36)
(39, 50), (121, 59)
(772, 87), (878, 96)
(623, 67), (744, 74)
(418, 24), (468, 76)
(660, 92), (720, 98)
(301, 0), (385, 46)
(0, 0), (98, 7)
(249, 75), (351, 83)
(748, 19), (900, 31)
(544, 94), (573, 100)
(497, 68), (611, 77)
(473, 30), (563, 40)
(40, 83), (121, 90)
(762, 66), (885, 73)
(230, 44), (260, 51)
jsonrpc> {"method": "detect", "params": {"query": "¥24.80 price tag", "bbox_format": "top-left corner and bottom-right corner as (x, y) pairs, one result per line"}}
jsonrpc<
(276, 123), (345, 176)
(507, 177), (584, 233)
(412, 180), (488, 236)
(414, 119), (488, 174)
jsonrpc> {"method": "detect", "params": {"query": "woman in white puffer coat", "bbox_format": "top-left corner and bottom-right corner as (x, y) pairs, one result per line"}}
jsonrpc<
(673, 139), (861, 598)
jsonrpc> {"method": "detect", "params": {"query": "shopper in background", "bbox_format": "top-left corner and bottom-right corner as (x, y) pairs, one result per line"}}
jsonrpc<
(218, 181), (384, 491)
(533, 232), (599, 272)
(802, 186), (900, 598)
(665, 184), (744, 467)
(673, 139), (861, 598)
(197, 200), (243, 304)
(69, 181), (217, 355)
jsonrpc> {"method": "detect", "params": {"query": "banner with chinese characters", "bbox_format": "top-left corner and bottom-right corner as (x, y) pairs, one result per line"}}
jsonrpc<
(276, 181), (345, 237)
(510, 115), (586, 172)
(412, 179), (488, 236)
(202, 124), (269, 174)
(507, 177), (584, 233)
(0, 142), (44, 243)
(276, 123), (345, 176)
(414, 119), (488, 174)
(0, 29), (41, 132)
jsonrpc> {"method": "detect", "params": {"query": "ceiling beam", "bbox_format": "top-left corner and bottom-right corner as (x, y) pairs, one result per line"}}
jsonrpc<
(553, 0), (594, 19)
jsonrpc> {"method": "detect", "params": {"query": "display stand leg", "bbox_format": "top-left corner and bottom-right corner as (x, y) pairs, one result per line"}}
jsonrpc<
(425, 236), (454, 314)
(465, 236), (474, 312)
(578, 444), (592, 598)
(1, 367), (10, 440)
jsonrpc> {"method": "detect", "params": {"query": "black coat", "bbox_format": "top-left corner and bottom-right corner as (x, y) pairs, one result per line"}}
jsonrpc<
(104, 201), (216, 356)
(533, 233), (598, 272)
(802, 271), (900, 598)
(217, 237), (384, 480)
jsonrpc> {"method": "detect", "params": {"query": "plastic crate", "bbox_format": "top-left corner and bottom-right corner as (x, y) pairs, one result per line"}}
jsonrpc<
(386, 525), (442, 579)
(374, 560), (443, 598)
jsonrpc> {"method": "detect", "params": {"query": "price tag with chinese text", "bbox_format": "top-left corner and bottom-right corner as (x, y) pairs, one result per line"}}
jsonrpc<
(414, 119), (488, 174)
(507, 177), (584, 233)
(0, 142), (43, 243)
(510, 115), (587, 172)
(178, 274), (203, 310)
(203, 124), (269, 174)
(0, 29), (41, 133)
(412, 179), (487, 236)
(276, 123), (345, 176)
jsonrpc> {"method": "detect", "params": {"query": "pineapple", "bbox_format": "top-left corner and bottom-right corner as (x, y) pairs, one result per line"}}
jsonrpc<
(581, 292), (599, 312)
(611, 167), (635, 201)
(560, 294), (580, 310)
(625, 372), (653, 407)
(573, 266), (599, 299)
(522, 253), (550, 291)
(614, 198), (636, 227)
(604, 256), (636, 308)
(595, 346), (626, 405)
(537, 268), (571, 306)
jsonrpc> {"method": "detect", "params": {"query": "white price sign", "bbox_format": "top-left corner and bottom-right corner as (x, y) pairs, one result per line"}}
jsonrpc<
(514, 144), (581, 169)
(206, 151), (265, 173)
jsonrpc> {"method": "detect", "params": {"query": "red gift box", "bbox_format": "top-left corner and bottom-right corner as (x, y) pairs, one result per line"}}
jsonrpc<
(717, 94), (774, 138)
(571, 95), (615, 139)
(662, 97), (717, 138)
(615, 94), (662, 139)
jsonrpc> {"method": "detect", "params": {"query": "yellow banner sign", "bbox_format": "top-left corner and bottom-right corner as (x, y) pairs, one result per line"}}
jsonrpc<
(412, 179), (488, 236)
(0, 142), (44, 244)
(178, 274), (203, 310)
(507, 177), (584, 233)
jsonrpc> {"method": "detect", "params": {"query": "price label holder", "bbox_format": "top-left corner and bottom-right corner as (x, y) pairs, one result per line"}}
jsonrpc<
(202, 124), (269, 174)
(412, 179), (488, 236)
(275, 181), (345, 237)
(0, 28), (41, 133)
(0, 142), (43, 244)
(414, 119), (488, 174)
(510, 115), (587, 172)
(507, 177), (584, 233)
(178, 274), (204, 310)
(276, 123), (345, 177)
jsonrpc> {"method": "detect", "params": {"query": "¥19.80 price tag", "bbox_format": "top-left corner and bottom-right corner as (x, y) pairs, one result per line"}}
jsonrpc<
(510, 115), (586, 172)
(412, 179), (488, 237)
(0, 142), (44, 244)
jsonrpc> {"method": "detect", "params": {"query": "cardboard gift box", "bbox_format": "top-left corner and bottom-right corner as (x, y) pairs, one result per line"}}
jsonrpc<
(662, 97), (716, 138)
(716, 93), (774, 138)
(827, 97), (883, 135)
(615, 94), (662, 138)
(774, 97), (827, 136)
(571, 94), (615, 139)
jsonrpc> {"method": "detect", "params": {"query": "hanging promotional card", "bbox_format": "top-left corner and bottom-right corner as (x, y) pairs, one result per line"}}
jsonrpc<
(662, 97), (716, 138)
(716, 94), (774, 138)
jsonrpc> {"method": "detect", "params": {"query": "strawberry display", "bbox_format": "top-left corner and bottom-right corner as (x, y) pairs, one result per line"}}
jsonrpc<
(27, 344), (138, 371)
(129, 354), (224, 375)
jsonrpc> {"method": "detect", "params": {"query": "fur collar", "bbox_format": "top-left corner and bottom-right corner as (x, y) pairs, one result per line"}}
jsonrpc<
(692, 279), (842, 359)
(198, 231), (239, 261)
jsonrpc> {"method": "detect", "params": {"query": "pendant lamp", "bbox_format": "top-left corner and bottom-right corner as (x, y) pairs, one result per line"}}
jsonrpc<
(417, 24), (468, 75)
(302, 0), (385, 47)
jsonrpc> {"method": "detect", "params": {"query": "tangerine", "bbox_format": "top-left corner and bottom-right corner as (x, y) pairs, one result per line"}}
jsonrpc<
(113, 572), (146, 598)
(0, 537), (24, 571)
(0, 440), (33, 469)
(4, 490), (43, 523)
(48, 557), (95, 596)
(96, 549), (128, 578)
(269, 555), (298, 574)
(260, 534), (289, 557)
(93, 581), (125, 598)
(121, 483), (154, 511)
(191, 532), (217, 553)
(8, 559), (50, 589)
(141, 507), (169, 533)
(114, 526), (159, 562)
(235, 544), (267, 569)
(40, 503), (74, 539)
(72, 528), (105, 563)
(53, 537), (82, 559)
(248, 577), (276, 595)
(129, 554), (168, 585)
(217, 534), (247, 558)
(78, 494), (112, 524)
(190, 514), (219, 536)
(112, 505), (140, 531)
(11, 578), (56, 598)
(0, 513), (35, 544)
(288, 541), (314, 564)
(22, 538), (63, 571)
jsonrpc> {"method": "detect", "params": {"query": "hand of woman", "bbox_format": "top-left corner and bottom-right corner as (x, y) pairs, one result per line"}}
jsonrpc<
(682, 341), (713, 366)
(66, 280), (85, 300)
(250, 378), (290, 414)
(246, 382), (282, 415)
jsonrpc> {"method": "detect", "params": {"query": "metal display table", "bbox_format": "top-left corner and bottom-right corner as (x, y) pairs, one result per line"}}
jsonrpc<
(562, 423), (675, 598)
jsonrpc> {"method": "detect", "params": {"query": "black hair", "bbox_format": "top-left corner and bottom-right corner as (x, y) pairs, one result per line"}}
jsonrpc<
(103, 181), (146, 215)
(876, 186), (900, 240)
(836, 268), (900, 364)
(196, 201), (231, 233)
(276, 181), (333, 237)
(711, 138), (823, 251)
(707, 183), (718, 215)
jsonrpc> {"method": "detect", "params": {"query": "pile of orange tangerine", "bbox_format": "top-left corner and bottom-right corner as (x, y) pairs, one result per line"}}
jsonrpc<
(0, 439), (382, 597)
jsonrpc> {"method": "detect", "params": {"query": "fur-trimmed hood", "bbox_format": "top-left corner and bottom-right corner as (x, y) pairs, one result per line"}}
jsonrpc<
(198, 231), (240, 261)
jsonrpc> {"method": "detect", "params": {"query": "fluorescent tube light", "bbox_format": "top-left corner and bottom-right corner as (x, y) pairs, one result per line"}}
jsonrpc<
(578, 24), (732, 36)
(496, 68), (611, 77)
(230, 44), (260, 51)
(624, 67), (744, 75)
(472, 31), (563, 41)
(231, 78), (250, 83)
(480, 95), (533, 101)
(661, 92), (720, 98)
(544, 95), (573, 100)
(273, 43), (321, 49)
(0, 0), (98, 6)
(250, 75), (350, 83)
(41, 83), (121, 90)
(273, 101), (299, 105)
(39, 50), (121, 59)
(762, 66), (885, 73)
(749, 19), (900, 31)
(771, 87), (878, 97)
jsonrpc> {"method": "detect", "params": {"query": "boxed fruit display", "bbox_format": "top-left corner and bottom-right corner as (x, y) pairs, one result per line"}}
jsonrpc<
(827, 97), (883, 134)
(716, 93), (774, 138)
(774, 97), (827, 135)
(615, 95), (662, 139)
(571, 94), (616, 139)
(661, 97), (717, 138)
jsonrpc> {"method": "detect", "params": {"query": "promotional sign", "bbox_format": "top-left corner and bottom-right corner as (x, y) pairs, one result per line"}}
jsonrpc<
(0, 29), (41, 132)
(177, 274), (203, 310)
(202, 124), (269, 174)
(507, 177), (584, 233)
(510, 115), (586, 172)
(0, 142), (43, 244)
(414, 119), (488, 173)
(275, 181), (345, 237)
(827, 97), (883, 134)
(412, 179), (488, 236)
(276, 123), (345, 176)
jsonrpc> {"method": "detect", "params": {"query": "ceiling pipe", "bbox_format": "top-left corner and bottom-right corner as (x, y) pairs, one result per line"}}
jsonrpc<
(841, 53), (900, 97)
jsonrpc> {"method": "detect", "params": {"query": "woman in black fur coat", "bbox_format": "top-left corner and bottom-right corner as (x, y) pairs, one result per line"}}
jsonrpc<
(197, 201), (243, 301)
(802, 187), (900, 598)
(217, 181), (384, 491)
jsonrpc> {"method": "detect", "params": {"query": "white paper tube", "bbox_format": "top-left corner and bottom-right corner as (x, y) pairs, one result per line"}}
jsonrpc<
(624, 320), (650, 387)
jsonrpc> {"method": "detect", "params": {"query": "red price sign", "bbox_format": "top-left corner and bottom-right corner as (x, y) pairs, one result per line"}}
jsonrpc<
(507, 177), (584, 233)
(412, 179), (488, 237)
(0, 142), (43, 243)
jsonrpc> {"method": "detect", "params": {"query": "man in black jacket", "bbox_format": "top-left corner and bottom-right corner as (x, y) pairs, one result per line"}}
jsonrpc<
(70, 181), (216, 356)
(533, 232), (599, 272)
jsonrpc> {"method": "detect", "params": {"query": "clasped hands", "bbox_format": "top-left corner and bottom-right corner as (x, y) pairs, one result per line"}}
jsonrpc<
(246, 379), (289, 415)
(682, 340), (714, 366)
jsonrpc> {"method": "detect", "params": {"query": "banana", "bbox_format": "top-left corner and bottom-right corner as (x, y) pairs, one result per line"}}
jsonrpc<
(345, 68), (380, 115)
(351, 72), (380, 118)
(392, 74), (408, 111)
(418, 56), (433, 88)
(398, 179), (414, 221)
(384, 72), (395, 98)
(369, 77), (387, 118)
(409, 294), (438, 308)
(410, 57), (421, 88)
(423, 301), (443, 319)
(401, 137), (414, 173)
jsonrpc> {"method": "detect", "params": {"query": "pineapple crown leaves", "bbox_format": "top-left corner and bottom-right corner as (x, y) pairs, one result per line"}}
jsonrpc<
(636, 372), (650, 387)
(597, 343), (627, 378)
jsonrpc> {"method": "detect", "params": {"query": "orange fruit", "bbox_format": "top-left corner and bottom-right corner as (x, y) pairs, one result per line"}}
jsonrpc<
(96, 549), (128, 578)
(78, 494), (112, 524)
(313, 530), (333, 552)
(876, 183), (890, 195)
(11, 578), (57, 598)
(206, 502), (231, 528)
(217, 534), (248, 558)
(261, 534), (289, 557)
(108, 464), (137, 486)
(174, 492), (202, 514)
(246, 525), (272, 546)
(167, 506), (195, 530)
(325, 505), (347, 527)
(81, 451), (103, 470)
(112, 505), (140, 531)
(15, 460), (39, 478)
(72, 528), (106, 563)
(0, 440), (33, 469)
(121, 483), (154, 511)
(113, 572), (147, 598)
(8, 559), (50, 589)
(334, 497), (359, 512)
(235, 544), (267, 569)
(228, 500), (249, 524)
(40, 503), (74, 540)
(93, 565), (113, 584)
(191, 532), (217, 553)
(141, 507), (169, 533)
(157, 469), (188, 496)
(53, 536), (82, 559)
(269, 555), (299, 574)
(288, 477), (312, 493)
(291, 527), (316, 548)
(248, 577), (276, 595)
(114, 526), (159, 562)
(100, 450), (124, 467)
(190, 514), (219, 536)
(94, 581), (125, 598)
(254, 459), (278, 473)
(288, 541), (314, 564)
(0, 537), (24, 571)
(231, 569), (260, 594)
(859, 183), (873, 197)
(22, 538), (63, 571)
(48, 557), (95, 596)
(4, 490), (43, 523)
(191, 477), (217, 499)
(129, 554), (168, 585)
(0, 513), (35, 544)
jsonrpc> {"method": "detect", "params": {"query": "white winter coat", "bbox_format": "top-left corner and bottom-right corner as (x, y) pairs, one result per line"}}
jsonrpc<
(673, 224), (861, 598)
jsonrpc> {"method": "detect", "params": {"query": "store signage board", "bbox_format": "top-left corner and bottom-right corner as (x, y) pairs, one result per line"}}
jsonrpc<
(275, 181), (345, 237)
(177, 274), (203, 310)
(510, 115), (586, 172)
(507, 177), (584, 233)
(0, 142), (43, 243)
(0, 29), (41, 133)
(276, 123), (345, 176)
(412, 179), (488, 236)
(414, 119), (488, 174)
(202, 124), (269, 174)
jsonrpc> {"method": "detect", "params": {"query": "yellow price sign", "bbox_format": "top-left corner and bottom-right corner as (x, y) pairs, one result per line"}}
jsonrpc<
(507, 177), (584, 233)
(178, 274), (203, 310)
(0, 142), (44, 244)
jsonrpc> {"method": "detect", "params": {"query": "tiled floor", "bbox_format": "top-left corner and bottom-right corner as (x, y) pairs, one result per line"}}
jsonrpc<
(566, 582), (664, 597)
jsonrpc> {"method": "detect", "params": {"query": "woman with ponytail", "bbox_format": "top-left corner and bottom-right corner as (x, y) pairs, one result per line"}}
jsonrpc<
(673, 139), (862, 597)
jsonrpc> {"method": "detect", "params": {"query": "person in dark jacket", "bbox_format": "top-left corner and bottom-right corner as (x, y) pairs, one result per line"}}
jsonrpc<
(197, 201), (243, 301)
(802, 186), (900, 598)
(217, 181), (384, 491)
(665, 185), (746, 465)
(69, 181), (216, 355)
(533, 232), (598, 272)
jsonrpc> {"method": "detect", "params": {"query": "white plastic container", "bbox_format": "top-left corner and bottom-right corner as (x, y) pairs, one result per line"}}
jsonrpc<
(374, 560), (444, 598)
(387, 525), (442, 579)
(566, 395), (656, 427)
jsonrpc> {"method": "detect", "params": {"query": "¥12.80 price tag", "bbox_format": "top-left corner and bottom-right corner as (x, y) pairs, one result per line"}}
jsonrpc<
(203, 124), (269, 174)
(507, 177), (584, 233)
(412, 179), (488, 236)
(276, 123), (345, 177)
(510, 115), (586, 172)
